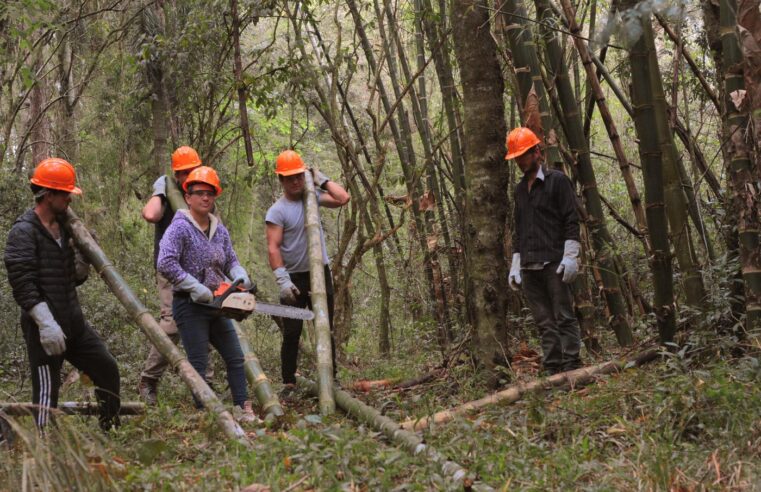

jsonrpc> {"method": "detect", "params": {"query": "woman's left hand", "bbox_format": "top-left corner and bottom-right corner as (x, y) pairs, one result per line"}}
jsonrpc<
(230, 265), (253, 290)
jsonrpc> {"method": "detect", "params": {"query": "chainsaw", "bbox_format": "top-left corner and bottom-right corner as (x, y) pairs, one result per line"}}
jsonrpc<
(195, 279), (314, 322)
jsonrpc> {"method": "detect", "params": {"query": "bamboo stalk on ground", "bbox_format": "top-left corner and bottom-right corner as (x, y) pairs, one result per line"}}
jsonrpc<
(303, 170), (335, 415)
(296, 376), (494, 492)
(166, 176), (285, 419)
(0, 402), (145, 416)
(63, 209), (247, 443)
(401, 348), (659, 431)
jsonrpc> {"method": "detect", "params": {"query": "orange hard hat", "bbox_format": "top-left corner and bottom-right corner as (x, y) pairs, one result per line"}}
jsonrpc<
(275, 150), (306, 176)
(171, 146), (202, 171)
(183, 166), (222, 195)
(505, 127), (541, 160)
(30, 158), (82, 195)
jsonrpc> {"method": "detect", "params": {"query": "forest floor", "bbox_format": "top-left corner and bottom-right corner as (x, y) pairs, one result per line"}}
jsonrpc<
(1, 324), (760, 491)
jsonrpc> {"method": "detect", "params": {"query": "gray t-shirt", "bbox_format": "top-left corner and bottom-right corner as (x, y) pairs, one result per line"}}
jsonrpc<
(265, 193), (329, 273)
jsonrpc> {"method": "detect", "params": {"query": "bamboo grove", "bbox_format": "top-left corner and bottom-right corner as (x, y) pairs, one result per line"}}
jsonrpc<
(1, 0), (760, 383)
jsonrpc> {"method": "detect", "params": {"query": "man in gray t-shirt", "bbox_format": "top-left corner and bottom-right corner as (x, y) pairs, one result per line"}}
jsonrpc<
(265, 150), (350, 392)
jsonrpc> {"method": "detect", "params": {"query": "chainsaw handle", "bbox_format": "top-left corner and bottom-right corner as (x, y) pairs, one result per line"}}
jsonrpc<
(212, 278), (244, 308)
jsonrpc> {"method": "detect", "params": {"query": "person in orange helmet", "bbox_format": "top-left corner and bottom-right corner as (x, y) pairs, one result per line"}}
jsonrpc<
(157, 166), (259, 424)
(4, 158), (121, 432)
(265, 150), (349, 397)
(505, 128), (583, 375)
(138, 146), (207, 405)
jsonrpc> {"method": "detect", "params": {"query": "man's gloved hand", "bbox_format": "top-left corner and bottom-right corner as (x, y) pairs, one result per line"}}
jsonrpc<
(311, 169), (330, 189)
(508, 253), (522, 291)
(274, 266), (300, 304)
(229, 265), (253, 290)
(152, 175), (167, 197)
(29, 303), (66, 356)
(178, 274), (214, 303)
(556, 239), (581, 284)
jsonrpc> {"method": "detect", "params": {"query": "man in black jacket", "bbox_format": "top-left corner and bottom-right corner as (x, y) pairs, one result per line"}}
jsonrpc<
(4, 158), (120, 431)
(505, 128), (583, 375)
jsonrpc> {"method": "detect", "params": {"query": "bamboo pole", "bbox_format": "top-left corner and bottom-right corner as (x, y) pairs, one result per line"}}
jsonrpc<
(232, 321), (284, 418)
(534, 0), (634, 346)
(166, 177), (284, 419)
(296, 376), (494, 492)
(63, 209), (247, 444)
(0, 402), (145, 416)
(401, 348), (659, 431)
(559, 0), (649, 253)
(303, 170), (335, 415)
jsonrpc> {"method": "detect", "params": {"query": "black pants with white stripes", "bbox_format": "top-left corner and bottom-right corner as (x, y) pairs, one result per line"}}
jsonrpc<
(22, 319), (120, 431)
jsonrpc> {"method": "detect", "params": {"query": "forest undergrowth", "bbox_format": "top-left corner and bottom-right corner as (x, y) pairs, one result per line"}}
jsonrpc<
(1, 314), (759, 491)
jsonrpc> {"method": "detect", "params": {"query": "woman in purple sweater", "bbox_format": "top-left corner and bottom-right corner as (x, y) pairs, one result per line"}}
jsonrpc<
(157, 166), (258, 423)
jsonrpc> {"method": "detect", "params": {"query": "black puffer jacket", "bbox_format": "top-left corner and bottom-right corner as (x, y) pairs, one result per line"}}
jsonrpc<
(4, 209), (87, 337)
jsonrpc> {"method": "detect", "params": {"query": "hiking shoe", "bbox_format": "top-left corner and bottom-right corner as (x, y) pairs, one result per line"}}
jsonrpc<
(279, 383), (297, 400)
(232, 401), (262, 425)
(138, 377), (159, 406)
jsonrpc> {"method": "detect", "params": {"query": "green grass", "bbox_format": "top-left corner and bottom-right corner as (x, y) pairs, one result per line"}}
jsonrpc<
(2, 316), (760, 490)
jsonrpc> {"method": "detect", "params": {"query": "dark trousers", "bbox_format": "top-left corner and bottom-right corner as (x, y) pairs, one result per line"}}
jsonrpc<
(23, 320), (120, 431)
(281, 265), (337, 384)
(522, 262), (582, 372)
(172, 296), (248, 407)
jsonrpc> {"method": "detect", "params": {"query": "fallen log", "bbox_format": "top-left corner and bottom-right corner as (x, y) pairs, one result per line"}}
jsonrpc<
(350, 370), (440, 392)
(401, 348), (660, 432)
(64, 209), (247, 444)
(167, 176), (284, 419)
(0, 402), (145, 416)
(297, 376), (494, 492)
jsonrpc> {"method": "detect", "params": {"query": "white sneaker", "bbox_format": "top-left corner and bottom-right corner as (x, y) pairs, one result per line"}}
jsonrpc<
(232, 401), (262, 424)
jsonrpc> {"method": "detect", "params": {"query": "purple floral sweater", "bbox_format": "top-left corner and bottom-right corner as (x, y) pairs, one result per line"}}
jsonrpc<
(157, 209), (240, 291)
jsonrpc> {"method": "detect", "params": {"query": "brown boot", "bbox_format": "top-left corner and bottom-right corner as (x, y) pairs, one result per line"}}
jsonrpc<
(138, 377), (158, 406)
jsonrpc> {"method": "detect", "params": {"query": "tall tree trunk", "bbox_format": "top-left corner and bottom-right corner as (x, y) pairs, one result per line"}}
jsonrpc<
(451, 0), (510, 383)
(624, 5), (678, 343)
(497, 0), (563, 167)
(642, 23), (707, 307)
(418, 0), (466, 212)
(535, 0), (634, 346)
(230, 0), (254, 167)
(721, 0), (761, 331)
(348, 0), (451, 350)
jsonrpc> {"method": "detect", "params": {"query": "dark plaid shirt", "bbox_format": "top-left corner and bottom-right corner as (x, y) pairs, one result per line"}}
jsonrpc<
(512, 166), (580, 263)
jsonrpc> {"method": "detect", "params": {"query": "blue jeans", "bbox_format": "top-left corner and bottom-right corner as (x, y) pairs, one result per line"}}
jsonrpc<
(172, 295), (247, 407)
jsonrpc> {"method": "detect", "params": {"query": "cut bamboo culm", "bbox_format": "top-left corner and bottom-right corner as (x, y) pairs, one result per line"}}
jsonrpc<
(297, 376), (494, 492)
(64, 209), (247, 444)
(303, 170), (335, 415)
(0, 402), (145, 416)
(166, 176), (284, 419)
(401, 348), (659, 431)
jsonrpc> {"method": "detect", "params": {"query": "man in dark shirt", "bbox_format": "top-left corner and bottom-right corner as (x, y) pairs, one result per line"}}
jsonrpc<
(506, 127), (583, 374)
(4, 158), (120, 431)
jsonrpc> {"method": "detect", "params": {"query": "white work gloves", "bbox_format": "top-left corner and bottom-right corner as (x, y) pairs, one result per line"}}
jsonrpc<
(229, 265), (253, 290)
(178, 274), (214, 303)
(508, 253), (522, 291)
(274, 266), (300, 304)
(152, 175), (167, 196)
(312, 169), (330, 189)
(556, 239), (581, 284)
(29, 303), (66, 356)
